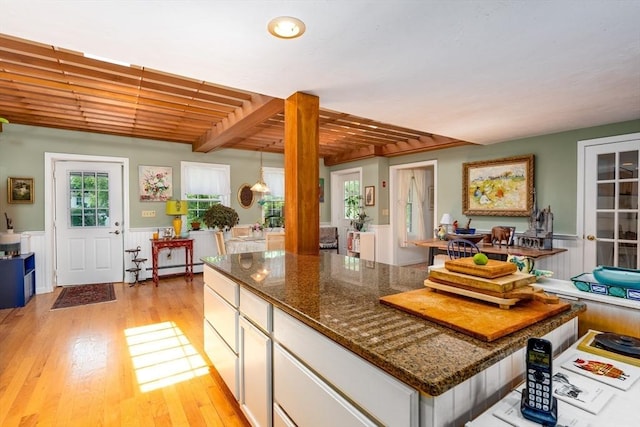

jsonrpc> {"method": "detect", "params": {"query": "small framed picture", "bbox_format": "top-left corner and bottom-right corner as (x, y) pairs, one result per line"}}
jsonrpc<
(8, 177), (34, 204)
(365, 186), (375, 206)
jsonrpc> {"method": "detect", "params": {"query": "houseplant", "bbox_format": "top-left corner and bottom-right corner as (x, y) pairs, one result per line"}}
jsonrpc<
(202, 204), (239, 231)
(190, 218), (201, 231)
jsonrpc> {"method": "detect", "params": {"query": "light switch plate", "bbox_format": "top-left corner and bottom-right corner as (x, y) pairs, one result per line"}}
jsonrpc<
(142, 210), (156, 218)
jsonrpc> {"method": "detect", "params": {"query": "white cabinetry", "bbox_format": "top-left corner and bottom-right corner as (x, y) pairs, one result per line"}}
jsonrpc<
(203, 266), (239, 399)
(273, 308), (418, 427)
(347, 231), (375, 261)
(239, 287), (272, 427)
(204, 266), (273, 427)
(273, 342), (376, 427)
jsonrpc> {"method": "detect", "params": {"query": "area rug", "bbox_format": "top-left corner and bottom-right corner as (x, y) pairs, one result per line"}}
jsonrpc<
(51, 283), (116, 310)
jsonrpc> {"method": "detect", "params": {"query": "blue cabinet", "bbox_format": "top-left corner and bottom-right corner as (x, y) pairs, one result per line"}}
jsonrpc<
(0, 253), (35, 309)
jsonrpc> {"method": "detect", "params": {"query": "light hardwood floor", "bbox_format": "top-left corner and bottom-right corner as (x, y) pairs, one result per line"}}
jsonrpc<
(0, 275), (250, 427)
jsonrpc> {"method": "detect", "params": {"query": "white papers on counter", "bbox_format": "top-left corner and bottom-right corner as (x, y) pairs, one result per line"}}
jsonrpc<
(561, 350), (640, 391)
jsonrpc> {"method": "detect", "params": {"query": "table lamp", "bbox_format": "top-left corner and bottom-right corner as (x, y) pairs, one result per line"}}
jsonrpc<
(166, 200), (188, 237)
(440, 213), (453, 234)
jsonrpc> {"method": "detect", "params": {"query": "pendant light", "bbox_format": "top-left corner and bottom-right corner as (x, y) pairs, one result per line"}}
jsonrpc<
(251, 151), (270, 193)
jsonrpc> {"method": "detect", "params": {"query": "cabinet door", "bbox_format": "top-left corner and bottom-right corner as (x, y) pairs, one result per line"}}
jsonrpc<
(240, 316), (272, 427)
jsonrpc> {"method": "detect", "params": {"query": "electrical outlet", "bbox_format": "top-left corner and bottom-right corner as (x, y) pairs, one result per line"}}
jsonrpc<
(142, 210), (156, 218)
(382, 209), (389, 216)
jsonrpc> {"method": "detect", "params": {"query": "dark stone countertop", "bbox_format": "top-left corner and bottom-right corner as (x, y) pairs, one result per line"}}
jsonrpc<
(202, 251), (585, 396)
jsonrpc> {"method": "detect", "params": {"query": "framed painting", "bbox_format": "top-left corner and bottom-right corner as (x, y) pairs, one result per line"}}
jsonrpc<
(8, 177), (34, 203)
(463, 154), (534, 216)
(139, 165), (172, 201)
(365, 186), (375, 206)
(319, 178), (325, 203)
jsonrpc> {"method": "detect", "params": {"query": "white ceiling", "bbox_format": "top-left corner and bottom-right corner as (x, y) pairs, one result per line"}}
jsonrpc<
(3, 0), (639, 145)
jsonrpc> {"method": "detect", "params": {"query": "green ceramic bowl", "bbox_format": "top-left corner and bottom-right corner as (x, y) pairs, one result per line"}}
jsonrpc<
(592, 266), (640, 289)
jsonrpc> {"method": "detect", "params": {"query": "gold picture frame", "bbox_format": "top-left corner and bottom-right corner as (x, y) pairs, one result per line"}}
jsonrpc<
(463, 155), (534, 216)
(365, 186), (375, 206)
(237, 183), (255, 209)
(8, 177), (34, 204)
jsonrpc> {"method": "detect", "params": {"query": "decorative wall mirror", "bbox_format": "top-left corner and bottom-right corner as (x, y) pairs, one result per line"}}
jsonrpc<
(238, 183), (255, 209)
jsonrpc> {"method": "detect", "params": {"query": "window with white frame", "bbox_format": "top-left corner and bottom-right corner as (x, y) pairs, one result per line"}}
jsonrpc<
(181, 161), (230, 223)
(260, 167), (285, 227)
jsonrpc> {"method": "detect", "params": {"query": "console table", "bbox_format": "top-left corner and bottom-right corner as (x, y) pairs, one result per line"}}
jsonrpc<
(412, 238), (567, 265)
(150, 238), (193, 286)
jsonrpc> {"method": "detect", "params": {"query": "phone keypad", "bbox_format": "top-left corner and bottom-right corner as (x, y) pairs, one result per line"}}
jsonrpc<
(527, 368), (551, 411)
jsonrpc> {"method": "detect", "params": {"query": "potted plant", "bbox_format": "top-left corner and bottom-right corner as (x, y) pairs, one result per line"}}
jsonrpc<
(202, 204), (239, 231)
(190, 218), (201, 231)
(350, 206), (371, 231)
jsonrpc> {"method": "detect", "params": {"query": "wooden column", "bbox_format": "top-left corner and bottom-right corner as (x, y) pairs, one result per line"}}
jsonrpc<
(284, 92), (319, 255)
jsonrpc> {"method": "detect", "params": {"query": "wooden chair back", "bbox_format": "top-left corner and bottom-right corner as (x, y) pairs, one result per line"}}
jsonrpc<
(231, 226), (250, 238)
(446, 238), (479, 259)
(265, 232), (285, 251)
(215, 231), (227, 255)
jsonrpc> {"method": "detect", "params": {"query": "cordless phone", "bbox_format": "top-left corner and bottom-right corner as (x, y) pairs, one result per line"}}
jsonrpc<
(521, 337), (558, 426)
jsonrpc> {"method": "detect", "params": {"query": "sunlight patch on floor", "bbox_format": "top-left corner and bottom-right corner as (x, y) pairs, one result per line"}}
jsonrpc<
(124, 321), (209, 392)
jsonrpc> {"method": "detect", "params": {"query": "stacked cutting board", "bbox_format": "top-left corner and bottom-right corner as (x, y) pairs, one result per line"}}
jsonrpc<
(380, 258), (571, 341)
(427, 258), (559, 309)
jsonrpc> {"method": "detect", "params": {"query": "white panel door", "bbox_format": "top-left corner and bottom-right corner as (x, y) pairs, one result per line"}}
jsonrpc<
(582, 136), (639, 271)
(55, 161), (123, 285)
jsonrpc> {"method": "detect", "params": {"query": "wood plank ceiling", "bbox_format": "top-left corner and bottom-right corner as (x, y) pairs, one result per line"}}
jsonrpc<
(0, 34), (473, 166)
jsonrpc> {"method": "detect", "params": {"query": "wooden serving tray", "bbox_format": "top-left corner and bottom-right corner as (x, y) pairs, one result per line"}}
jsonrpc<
(444, 257), (516, 278)
(429, 267), (536, 293)
(379, 288), (571, 342)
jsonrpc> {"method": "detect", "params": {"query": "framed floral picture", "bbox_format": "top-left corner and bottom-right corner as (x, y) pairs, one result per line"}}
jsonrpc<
(463, 155), (534, 216)
(139, 165), (172, 201)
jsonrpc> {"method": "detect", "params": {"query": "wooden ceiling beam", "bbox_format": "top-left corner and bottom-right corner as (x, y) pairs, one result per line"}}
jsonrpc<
(323, 145), (383, 166)
(193, 95), (284, 152)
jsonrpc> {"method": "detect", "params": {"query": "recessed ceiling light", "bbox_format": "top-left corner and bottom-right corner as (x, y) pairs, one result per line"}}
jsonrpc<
(268, 16), (306, 39)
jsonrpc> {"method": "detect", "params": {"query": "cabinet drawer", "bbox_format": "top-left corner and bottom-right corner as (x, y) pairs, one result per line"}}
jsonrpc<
(204, 285), (238, 352)
(240, 287), (272, 333)
(204, 265), (239, 307)
(274, 308), (418, 427)
(204, 320), (238, 400)
(274, 343), (376, 427)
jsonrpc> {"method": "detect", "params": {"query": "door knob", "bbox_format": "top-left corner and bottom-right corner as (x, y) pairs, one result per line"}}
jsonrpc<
(109, 230), (120, 235)
(586, 234), (596, 241)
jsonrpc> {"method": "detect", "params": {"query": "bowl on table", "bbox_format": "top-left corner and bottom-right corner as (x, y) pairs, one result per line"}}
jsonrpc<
(447, 233), (487, 244)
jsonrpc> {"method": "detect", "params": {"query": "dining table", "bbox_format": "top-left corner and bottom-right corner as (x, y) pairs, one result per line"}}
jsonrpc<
(225, 236), (266, 254)
(412, 238), (567, 266)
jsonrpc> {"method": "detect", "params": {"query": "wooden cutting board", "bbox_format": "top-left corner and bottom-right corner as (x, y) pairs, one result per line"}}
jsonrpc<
(379, 288), (570, 342)
(429, 267), (536, 293)
(444, 257), (517, 278)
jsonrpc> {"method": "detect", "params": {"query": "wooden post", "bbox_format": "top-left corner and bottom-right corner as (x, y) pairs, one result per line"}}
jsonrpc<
(284, 92), (319, 254)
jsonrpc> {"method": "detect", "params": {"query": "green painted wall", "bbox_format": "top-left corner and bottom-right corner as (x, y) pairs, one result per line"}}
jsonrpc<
(1, 120), (638, 235)
(0, 124), (332, 231)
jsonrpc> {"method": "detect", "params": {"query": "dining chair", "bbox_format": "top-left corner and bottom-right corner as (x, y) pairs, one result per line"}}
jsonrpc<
(231, 226), (250, 238)
(215, 231), (227, 255)
(446, 238), (480, 259)
(265, 232), (285, 250)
